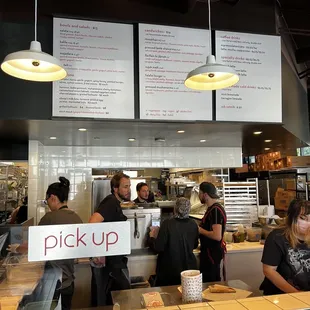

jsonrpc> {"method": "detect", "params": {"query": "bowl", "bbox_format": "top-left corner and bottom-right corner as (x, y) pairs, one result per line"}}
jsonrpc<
(275, 217), (286, 226)
(247, 228), (262, 242)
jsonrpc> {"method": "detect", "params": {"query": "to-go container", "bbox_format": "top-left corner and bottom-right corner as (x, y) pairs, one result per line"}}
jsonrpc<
(246, 228), (262, 242)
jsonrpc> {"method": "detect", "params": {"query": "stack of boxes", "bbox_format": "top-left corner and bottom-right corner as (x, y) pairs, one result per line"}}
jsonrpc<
(274, 179), (296, 211)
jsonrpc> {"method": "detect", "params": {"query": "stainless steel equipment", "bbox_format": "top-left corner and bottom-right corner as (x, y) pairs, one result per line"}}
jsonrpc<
(91, 179), (111, 214)
(123, 208), (161, 250)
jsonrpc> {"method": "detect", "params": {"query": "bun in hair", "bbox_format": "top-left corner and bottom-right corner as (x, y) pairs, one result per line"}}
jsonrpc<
(59, 177), (70, 188)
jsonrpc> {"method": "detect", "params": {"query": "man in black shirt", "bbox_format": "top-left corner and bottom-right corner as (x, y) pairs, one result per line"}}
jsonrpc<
(133, 182), (155, 204)
(89, 172), (131, 306)
(198, 182), (227, 283)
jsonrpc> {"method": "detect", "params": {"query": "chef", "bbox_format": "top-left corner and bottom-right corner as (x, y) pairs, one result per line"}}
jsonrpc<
(89, 172), (131, 306)
(134, 182), (155, 203)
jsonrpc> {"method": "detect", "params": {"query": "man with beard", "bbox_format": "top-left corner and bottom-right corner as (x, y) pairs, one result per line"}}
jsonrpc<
(198, 182), (227, 283)
(89, 172), (131, 306)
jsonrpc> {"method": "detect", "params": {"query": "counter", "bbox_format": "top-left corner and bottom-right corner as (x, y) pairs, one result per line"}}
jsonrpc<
(111, 283), (310, 310)
(111, 280), (257, 310)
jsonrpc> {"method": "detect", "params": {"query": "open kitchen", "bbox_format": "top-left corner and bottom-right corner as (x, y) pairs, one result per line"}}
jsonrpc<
(0, 0), (310, 308)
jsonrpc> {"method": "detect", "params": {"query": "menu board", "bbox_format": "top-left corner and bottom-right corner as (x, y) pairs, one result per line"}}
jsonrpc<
(215, 31), (282, 122)
(139, 24), (213, 121)
(53, 18), (134, 119)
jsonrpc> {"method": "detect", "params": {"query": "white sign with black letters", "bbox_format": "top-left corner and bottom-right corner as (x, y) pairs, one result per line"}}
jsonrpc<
(28, 222), (131, 262)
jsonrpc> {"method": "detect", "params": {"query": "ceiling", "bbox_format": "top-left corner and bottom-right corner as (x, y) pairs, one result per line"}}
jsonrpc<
(0, 119), (306, 156)
(0, 0), (309, 158)
(277, 0), (310, 84)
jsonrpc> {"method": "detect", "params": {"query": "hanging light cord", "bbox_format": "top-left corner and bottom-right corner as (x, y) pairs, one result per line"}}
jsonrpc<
(207, 0), (212, 55)
(34, 0), (37, 41)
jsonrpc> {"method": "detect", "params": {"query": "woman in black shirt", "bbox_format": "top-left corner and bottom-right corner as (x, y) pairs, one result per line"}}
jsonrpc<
(149, 197), (199, 286)
(260, 199), (310, 295)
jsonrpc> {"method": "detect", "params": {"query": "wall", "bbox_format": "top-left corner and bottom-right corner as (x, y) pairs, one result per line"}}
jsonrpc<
(28, 141), (242, 223)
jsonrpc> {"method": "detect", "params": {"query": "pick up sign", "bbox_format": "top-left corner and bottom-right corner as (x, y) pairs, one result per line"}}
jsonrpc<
(28, 222), (131, 262)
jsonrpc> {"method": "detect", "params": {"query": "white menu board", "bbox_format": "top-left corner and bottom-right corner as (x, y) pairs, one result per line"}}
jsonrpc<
(215, 31), (282, 122)
(53, 18), (134, 119)
(139, 24), (212, 121)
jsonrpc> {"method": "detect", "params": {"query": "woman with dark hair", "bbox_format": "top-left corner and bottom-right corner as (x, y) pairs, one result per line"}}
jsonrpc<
(10, 177), (83, 310)
(38, 177), (83, 309)
(260, 199), (310, 295)
(149, 197), (199, 286)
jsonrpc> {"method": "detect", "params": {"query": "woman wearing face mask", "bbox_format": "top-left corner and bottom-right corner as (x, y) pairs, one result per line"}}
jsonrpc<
(260, 199), (310, 295)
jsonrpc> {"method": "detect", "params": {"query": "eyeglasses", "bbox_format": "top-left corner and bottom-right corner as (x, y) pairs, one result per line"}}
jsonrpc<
(44, 194), (51, 205)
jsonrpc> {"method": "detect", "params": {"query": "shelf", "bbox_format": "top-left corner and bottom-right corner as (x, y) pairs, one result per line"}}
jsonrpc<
(223, 179), (259, 227)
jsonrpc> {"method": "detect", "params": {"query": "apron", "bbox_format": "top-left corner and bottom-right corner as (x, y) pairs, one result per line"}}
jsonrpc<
(201, 203), (227, 280)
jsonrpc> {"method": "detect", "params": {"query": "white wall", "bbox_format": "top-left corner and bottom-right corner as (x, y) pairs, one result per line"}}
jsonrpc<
(28, 141), (242, 223)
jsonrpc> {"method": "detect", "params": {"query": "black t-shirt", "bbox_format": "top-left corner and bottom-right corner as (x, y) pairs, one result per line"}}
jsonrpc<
(261, 228), (310, 295)
(199, 203), (226, 265)
(16, 204), (28, 224)
(150, 218), (199, 286)
(96, 194), (128, 268)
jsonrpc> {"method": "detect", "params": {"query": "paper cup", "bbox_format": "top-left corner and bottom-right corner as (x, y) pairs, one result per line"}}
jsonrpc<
(181, 270), (202, 303)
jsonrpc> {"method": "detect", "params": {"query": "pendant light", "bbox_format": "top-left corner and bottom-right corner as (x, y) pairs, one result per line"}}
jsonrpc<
(184, 0), (239, 90)
(1, 0), (67, 82)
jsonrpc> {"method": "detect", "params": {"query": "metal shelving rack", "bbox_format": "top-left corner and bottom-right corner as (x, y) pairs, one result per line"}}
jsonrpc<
(0, 165), (28, 223)
(223, 179), (259, 229)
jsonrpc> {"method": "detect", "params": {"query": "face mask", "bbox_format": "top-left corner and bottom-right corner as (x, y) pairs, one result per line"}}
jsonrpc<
(297, 219), (310, 235)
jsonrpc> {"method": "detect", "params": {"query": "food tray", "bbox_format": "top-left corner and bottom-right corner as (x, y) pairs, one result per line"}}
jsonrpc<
(141, 292), (177, 308)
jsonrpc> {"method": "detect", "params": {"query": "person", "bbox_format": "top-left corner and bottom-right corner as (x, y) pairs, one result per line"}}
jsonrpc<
(149, 197), (199, 286)
(9, 177), (83, 310)
(16, 196), (28, 224)
(10, 196), (28, 224)
(133, 182), (155, 203)
(198, 182), (227, 283)
(260, 199), (310, 295)
(89, 172), (131, 306)
(40, 177), (83, 310)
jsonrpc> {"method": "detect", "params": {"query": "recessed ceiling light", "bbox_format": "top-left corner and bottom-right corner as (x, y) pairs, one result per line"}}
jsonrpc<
(265, 147), (270, 151)
(253, 131), (262, 135)
(265, 139), (272, 143)
(78, 128), (87, 132)
(200, 139), (206, 143)
(177, 130), (185, 134)
(155, 137), (166, 142)
(128, 138), (136, 142)
(49, 137), (57, 140)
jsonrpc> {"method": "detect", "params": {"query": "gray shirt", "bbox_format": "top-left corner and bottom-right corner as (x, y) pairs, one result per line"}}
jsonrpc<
(38, 208), (83, 288)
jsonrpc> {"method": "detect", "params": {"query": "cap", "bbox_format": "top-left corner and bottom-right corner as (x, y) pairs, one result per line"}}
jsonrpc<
(199, 182), (220, 199)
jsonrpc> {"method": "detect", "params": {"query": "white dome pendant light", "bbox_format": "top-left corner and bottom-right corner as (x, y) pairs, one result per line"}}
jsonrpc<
(1, 0), (67, 82)
(184, 0), (239, 90)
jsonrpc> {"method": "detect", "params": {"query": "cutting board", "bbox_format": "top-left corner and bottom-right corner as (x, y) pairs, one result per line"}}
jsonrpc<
(177, 287), (252, 302)
(202, 288), (252, 301)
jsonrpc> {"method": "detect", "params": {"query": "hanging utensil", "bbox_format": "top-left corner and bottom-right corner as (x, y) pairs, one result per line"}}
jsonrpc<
(134, 212), (140, 239)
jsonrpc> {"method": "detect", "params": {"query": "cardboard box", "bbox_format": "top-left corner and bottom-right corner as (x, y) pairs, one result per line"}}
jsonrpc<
(235, 164), (248, 173)
(285, 179), (296, 191)
(274, 187), (296, 210)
